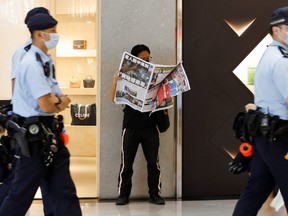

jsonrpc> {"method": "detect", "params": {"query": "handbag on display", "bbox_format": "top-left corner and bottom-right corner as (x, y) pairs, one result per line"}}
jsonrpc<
(69, 77), (81, 88)
(156, 109), (170, 133)
(70, 103), (96, 125)
(83, 75), (95, 88)
(73, 40), (87, 49)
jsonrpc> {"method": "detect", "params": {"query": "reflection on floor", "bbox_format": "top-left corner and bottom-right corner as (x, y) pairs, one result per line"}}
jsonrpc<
(70, 157), (97, 198)
(25, 199), (287, 216)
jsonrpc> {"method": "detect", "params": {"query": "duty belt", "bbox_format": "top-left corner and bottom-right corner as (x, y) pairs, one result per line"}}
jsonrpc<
(233, 110), (288, 143)
(11, 115), (60, 166)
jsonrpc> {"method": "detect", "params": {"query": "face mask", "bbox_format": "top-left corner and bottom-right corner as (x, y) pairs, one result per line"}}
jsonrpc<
(279, 29), (288, 45)
(41, 32), (59, 50)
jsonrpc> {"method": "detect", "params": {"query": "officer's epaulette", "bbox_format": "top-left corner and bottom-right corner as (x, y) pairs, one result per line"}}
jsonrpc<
(24, 43), (32, 52)
(278, 46), (288, 58)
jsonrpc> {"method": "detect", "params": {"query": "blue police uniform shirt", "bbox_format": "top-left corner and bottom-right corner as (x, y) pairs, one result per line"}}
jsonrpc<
(12, 45), (62, 117)
(254, 40), (288, 120)
(11, 39), (32, 80)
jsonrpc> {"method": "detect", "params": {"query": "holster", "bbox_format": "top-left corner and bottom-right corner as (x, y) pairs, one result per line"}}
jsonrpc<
(11, 115), (58, 159)
(233, 110), (288, 143)
(23, 116), (43, 143)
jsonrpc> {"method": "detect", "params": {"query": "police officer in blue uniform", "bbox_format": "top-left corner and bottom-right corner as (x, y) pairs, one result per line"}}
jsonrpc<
(0, 7), (55, 216)
(0, 13), (82, 216)
(11, 7), (50, 92)
(233, 6), (288, 216)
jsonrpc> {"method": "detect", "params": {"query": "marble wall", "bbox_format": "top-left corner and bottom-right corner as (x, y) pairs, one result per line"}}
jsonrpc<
(98, 0), (177, 199)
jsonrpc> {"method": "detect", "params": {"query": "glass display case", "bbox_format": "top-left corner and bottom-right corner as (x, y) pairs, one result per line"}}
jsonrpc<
(54, 0), (97, 198)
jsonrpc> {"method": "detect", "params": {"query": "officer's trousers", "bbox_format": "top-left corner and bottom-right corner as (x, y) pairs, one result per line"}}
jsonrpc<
(0, 150), (54, 216)
(117, 127), (161, 197)
(0, 138), (82, 216)
(233, 134), (288, 216)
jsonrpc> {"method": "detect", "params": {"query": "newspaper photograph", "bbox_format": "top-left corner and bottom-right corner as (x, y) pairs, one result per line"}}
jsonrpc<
(151, 62), (191, 112)
(114, 52), (190, 112)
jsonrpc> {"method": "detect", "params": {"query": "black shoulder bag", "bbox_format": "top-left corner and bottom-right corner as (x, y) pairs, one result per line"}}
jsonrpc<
(156, 109), (170, 133)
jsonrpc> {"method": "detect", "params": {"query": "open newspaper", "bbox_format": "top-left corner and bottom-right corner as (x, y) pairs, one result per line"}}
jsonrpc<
(114, 52), (190, 113)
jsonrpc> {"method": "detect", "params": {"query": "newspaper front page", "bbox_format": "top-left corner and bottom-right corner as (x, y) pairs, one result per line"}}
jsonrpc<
(114, 52), (190, 112)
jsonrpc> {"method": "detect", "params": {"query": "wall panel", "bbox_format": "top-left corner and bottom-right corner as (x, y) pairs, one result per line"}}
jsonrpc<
(182, 0), (288, 199)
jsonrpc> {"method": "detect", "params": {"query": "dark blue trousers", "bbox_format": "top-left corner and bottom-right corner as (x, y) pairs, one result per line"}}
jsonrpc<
(0, 152), (54, 216)
(233, 135), (288, 216)
(0, 138), (82, 216)
(117, 127), (161, 197)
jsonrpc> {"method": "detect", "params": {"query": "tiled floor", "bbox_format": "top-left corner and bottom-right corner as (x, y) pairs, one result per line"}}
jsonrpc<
(25, 198), (287, 216)
(24, 157), (288, 216)
(9, 155), (288, 216)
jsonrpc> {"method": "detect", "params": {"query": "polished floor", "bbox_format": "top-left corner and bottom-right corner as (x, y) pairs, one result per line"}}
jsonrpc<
(23, 157), (288, 216)
(27, 157), (288, 216)
(25, 198), (288, 216)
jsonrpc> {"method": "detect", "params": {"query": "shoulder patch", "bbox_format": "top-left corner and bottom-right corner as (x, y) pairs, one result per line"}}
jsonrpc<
(278, 46), (288, 58)
(24, 43), (32, 52)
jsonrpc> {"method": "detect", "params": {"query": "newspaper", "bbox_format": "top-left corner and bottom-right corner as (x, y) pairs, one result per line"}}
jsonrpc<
(114, 52), (190, 113)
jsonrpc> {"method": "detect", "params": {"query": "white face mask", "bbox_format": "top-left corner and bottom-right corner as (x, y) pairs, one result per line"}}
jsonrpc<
(279, 28), (288, 45)
(41, 32), (59, 50)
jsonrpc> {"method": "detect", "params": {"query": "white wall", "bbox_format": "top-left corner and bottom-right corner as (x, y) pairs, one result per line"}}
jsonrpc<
(98, 0), (177, 199)
(0, 0), (54, 100)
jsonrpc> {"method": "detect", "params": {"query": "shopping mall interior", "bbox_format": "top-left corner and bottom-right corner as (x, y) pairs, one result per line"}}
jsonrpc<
(1, 0), (288, 215)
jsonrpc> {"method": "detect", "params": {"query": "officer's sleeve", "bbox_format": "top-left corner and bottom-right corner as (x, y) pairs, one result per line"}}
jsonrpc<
(11, 49), (26, 80)
(25, 62), (52, 100)
(273, 58), (288, 99)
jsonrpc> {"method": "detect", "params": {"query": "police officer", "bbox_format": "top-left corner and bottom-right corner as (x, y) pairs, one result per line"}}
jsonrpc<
(11, 7), (50, 93)
(0, 7), (55, 216)
(0, 13), (82, 216)
(233, 6), (288, 216)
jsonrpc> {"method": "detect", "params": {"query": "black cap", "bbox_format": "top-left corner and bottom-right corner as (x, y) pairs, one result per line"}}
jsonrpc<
(27, 13), (58, 31)
(270, 6), (288, 26)
(24, 7), (49, 24)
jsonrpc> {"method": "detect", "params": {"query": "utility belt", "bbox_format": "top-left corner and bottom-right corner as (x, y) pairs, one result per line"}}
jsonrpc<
(233, 109), (288, 143)
(11, 114), (63, 166)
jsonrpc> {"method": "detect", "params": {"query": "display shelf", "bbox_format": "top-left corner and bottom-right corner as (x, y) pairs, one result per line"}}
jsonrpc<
(53, 0), (97, 199)
(56, 49), (97, 57)
(61, 87), (96, 96)
(64, 124), (96, 128)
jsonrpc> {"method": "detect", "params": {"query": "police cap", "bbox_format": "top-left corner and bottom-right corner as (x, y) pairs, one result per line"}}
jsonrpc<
(24, 7), (49, 24)
(27, 13), (58, 31)
(270, 6), (288, 26)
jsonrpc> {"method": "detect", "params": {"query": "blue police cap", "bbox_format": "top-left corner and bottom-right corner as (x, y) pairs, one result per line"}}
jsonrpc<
(270, 6), (288, 26)
(24, 7), (49, 24)
(27, 13), (58, 31)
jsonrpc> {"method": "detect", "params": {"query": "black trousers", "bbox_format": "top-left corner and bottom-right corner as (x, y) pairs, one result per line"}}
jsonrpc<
(0, 136), (82, 216)
(233, 134), (288, 216)
(117, 127), (161, 197)
(0, 146), (54, 216)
